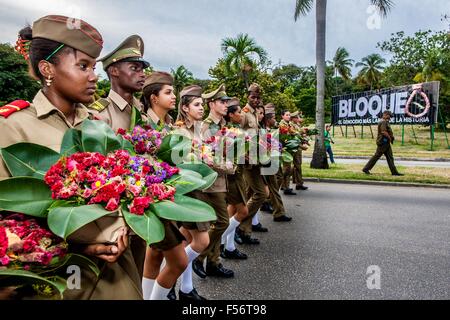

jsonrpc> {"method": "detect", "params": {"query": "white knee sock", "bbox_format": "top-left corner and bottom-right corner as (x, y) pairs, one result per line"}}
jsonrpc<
(150, 281), (170, 300)
(180, 245), (200, 294)
(221, 216), (240, 245)
(226, 229), (236, 251)
(142, 277), (155, 300)
(252, 213), (260, 226)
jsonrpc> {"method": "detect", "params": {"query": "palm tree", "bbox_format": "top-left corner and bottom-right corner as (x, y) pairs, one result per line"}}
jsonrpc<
(221, 33), (268, 88)
(294, 0), (393, 169)
(171, 65), (194, 97)
(332, 47), (353, 81)
(356, 53), (386, 90)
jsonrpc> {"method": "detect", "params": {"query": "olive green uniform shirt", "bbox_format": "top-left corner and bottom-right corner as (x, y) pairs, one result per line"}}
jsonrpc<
(0, 90), (90, 179)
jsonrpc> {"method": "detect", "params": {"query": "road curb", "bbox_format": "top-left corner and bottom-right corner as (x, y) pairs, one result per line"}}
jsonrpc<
(304, 178), (450, 189)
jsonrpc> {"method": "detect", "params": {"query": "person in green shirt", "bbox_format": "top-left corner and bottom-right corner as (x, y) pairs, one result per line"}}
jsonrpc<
(324, 124), (335, 164)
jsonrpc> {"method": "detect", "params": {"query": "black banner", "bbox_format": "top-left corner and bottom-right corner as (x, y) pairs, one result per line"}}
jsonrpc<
(331, 81), (440, 126)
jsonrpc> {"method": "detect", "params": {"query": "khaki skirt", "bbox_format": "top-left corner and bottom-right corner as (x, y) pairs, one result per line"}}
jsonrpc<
(226, 166), (247, 205)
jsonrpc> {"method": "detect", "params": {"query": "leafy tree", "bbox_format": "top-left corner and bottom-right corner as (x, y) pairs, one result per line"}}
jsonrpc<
(0, 43), (40, 104)
(171, 65), (194, 97)
(272, 64), (304, 90)
(221, 33), (268, 89)
(331, 47), (353, 80)
(356, 53), (386, 90)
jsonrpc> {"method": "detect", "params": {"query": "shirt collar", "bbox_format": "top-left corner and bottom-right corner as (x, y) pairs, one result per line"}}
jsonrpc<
(108, 90), (130, 111)
(208, 112), (225, 126)
(245, 103), (255, 114)
(147, 108), (172, 126)
(34, 90), (90, 126)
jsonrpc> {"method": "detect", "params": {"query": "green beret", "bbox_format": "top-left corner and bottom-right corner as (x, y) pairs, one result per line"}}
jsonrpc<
(98, 35), (149, 70)
(32, 15), (103, 58)
(202, 84), (231, 103)
(180, 85), (203, 98)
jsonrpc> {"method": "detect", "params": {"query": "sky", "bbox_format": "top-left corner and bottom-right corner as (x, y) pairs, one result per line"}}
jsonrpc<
(0, 0), (448, 79)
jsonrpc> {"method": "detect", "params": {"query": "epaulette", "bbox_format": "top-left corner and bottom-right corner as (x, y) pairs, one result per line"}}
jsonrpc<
(243, 107), (250, 113)
(88, 98), (110, 112)
(0, 100), (30, 118)
(204, 118), (213, 125)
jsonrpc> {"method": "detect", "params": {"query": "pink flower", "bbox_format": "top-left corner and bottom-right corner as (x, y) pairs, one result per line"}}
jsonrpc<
(1, 256), (10, 266)
(105, 198), (119, 211)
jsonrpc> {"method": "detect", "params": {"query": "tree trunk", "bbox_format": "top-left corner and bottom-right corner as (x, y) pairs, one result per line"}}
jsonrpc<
(310, 0), (329, 169)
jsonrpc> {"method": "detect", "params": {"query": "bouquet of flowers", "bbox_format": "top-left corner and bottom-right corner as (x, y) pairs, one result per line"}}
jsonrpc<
(117, 126), (164, 156)
(0, 213), (99, 299)
(0, 120), (217, 246)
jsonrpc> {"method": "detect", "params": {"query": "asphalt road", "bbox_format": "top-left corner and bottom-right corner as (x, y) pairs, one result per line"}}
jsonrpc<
(191, 182), (450, 300)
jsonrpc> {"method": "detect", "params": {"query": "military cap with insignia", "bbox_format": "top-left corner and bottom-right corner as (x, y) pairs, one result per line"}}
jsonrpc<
(291, 111), (299, 118)
(99, 34), (150, 71)
(248, 83), (262, 94)
(264, 103), (276, 116)
(32, 15), (103, 58)
(180, 85), (203, 99)
(227, 97), (241, 108)
(202, 84), (231, 103)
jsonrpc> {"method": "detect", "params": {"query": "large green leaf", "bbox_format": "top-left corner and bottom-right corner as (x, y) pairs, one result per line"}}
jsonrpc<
(38, 254), (100, 278)
(150, 194), (216, 222)
(0, 177), (53, 218)
(281, 151), (294, 163)
(169, 169), (206, 195)
(121, 204), (165, 245)
(0, 143), (60, 179)
(157, 134), (192, 165)
(176, 163), (218, 190)
(129, 106), (143, 130)
(47, 204), (112, 240)
(0, 270), (66, 299)
(81, 120), (122, 155)
(60, 129), (82, 156)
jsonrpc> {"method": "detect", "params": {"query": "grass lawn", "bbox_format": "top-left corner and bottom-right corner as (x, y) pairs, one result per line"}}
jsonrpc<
(302, 163), (450, 185)
(302, 125), (450, 159)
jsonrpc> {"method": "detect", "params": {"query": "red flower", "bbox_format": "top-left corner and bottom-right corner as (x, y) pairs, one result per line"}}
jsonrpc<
(105, 198), (119, 211)
(117, 128), (127, 135)
(0, 226), (8, 257)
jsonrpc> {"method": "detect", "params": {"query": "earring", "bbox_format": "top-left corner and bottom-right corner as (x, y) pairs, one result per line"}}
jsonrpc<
(45, 76), (53, 87)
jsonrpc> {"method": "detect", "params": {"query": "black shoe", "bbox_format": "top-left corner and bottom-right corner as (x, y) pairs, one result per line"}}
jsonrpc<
(283, 189), (297, 195)
(252, 223), (268, 232)
(392, 173), (404, 176)
(362, 169), (371, 175)
(206, 263), (234, 278)
(240, 234), (260, 245)
(167, 285), (177, 300)
(192, 258), (207, 279)
(179, 288), (207, 301)
(221, 248), (248, 260)
(296, 185), (308, 190)
(274, 215), (293, 222)
(260, 202), (273, 213)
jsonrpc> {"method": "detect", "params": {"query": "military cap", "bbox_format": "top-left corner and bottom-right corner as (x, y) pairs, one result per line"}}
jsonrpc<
(248, 83), (262, 94)
(264, 103), (275, 115)
(180, 85), (203, 99)
(32, 15), (103, 58)
(227, 97), (240, 108)
(99, 35), (149, 70)
(291, 111), (299, 118)
(143, 71), (173, 89)
(202, 84), (231, 103)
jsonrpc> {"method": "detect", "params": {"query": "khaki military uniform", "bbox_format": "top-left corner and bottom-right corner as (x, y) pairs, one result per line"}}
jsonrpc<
(279, 119), (294, 190)
(0, 91), (142, 300)
(197, 113), (230, 267)
(146, 107), (173, 130)
(89, 90), (144, 132)
(363, 119), (400, 175)
(291, 122), (304, 188)
(239, 104), (267, 236)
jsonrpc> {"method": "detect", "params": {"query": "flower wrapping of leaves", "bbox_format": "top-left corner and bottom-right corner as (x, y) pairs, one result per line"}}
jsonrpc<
(117, 125), (165, 156)
(0, 213), (68, 268)
(44, 150), (179, 215)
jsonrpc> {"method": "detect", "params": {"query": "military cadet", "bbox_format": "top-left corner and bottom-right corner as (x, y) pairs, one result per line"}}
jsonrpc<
(0, 15), (143, 300)
(262, 104), (293, 222)
(192, 84), (236, 279)
(363, 111), (404, 176)
(140, 72), (189, 300)
(89, 35), (148, 132)
(236, 83), (269, 244)
(88, 35), (150, 292)
(290, 111), (308, 191)
(279, 110), (297, 195)
(220, 98), (250, 258)
(172, 85), (209, 301)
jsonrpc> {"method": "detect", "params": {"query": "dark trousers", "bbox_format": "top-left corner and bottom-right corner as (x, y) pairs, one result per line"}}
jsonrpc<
(363, 143), (399, 175)
(281, 161), (292, 189)
(265, 170), (286, 218)
(326, 146), (335, 163)
(292, 150), (304, 186)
